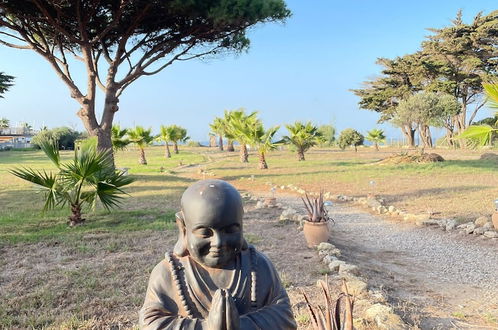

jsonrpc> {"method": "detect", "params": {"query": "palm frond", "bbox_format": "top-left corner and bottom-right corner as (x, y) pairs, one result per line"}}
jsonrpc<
(39, 139), (60, 168)
(456, 125), (497, 147)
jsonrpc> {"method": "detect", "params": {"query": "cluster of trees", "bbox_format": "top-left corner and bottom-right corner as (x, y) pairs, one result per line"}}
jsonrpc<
(209, 109), (389, 169)
(0, 0), (290, 161)
(112, 124), (189, 165)
(353, 10), (498, 148)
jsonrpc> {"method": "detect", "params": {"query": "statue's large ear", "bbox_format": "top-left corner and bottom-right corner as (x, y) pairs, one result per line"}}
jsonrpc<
(173, 211), (189, 257)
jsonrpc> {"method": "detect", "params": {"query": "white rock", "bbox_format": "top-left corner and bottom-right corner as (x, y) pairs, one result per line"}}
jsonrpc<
(322, 255), (337, 264)
(465, 224), (476, 234)
(388, 205), (396, 213)
(255, 201), (265, 209)
(345, 278), (368, 296)
(328, 260), (346, 272)
(364, 304), (405, 330)
(317, 242), (334, 251)
(475, 216), (490, 227)
(484, 231), (498, 238)
(445, 219), (457, 231)
(339, 263), (360, 276)
(474, 227), (486, 235)
(483, 222), (493, 230)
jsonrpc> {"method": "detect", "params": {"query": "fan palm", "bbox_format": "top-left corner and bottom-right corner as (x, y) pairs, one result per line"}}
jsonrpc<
(458, 82), (498, 146)
(111, 124), (130, 151)
(283, 121), (323, 161)
(10, 140), (133, 226)
(158, 125), (175, 158)
(225, 109), (258, 162)
(232, 118), (280, 169)
(170, 125), (189, 154)
(365, 128), (386, 151)
(223, 111), (237, 152)
(209, 117), (226, 151)
(128, 126), (154, 164)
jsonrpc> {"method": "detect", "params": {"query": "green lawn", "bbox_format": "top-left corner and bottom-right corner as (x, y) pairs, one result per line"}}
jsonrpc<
(0, 146), (206, 245)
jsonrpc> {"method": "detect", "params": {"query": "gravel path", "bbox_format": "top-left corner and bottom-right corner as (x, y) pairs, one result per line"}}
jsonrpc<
(279, 195), (498, 329)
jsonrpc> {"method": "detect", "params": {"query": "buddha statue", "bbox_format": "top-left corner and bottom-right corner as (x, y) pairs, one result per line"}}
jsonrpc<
(139, 179), (296, 329)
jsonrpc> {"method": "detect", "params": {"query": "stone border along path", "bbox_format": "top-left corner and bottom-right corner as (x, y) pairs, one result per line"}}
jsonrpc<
(250, 193), (408, 329)
(271, 189), (498, 329)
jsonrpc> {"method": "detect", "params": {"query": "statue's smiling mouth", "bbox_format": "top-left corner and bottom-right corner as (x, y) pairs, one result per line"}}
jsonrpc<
(208, 248), (224, 257)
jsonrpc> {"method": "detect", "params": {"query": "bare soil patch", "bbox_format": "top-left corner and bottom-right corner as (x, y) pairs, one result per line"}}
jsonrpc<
(0, 199), (329, 329)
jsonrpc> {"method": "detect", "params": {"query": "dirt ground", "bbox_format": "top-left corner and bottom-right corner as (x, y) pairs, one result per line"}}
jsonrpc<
(0, 198), (333, 329)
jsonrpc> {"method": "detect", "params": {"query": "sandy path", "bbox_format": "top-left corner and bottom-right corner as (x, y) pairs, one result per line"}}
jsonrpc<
(279, 195), (498, 329)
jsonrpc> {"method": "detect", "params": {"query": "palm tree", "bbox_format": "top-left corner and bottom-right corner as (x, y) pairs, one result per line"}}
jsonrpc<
(283, 121), (323, 161)
(233, 118), (280, 169)
(225, 109), (258, 163)
(0, 72), (14, 98)
(209, 117), (226, 151)
(0, 117), (9, 129)
(111, 124), (130, 151)
(365, 128), (386, 151)
(170, 125), (189, 154)
(223, 111), (236, 152)
(128, 126), (154, 164)
(458, 82), (498, 146)
(10, 139), (133, 226)
(158, 125), (175, 158)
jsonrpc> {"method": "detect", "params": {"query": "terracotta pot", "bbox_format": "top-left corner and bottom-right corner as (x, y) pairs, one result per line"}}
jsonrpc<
(492, 212), (498, 230)
(303, 221), (330, 248)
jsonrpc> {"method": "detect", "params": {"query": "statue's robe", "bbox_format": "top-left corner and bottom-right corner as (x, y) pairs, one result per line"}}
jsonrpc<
(139, 248), (296, 329)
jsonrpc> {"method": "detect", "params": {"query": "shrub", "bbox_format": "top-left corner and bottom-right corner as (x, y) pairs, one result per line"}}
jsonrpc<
(338, 129), (364, 151)
(32, 127), (83, 150)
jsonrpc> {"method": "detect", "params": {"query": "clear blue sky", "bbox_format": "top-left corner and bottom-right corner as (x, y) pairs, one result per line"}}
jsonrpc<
(0, 1), (496, 142)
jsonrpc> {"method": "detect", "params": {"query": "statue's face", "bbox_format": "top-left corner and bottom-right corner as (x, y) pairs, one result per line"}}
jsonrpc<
(181, 180), (244, 268)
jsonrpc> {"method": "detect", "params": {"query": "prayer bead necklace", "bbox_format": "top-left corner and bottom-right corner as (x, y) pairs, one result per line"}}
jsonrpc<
(165, 247), (258, 318)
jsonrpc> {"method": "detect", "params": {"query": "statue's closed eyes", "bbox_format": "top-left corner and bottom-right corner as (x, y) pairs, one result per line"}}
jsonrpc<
(139, 179), (296, 329)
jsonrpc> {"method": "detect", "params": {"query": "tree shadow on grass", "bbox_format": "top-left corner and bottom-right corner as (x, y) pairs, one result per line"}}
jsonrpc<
(382, 186), (491, 203)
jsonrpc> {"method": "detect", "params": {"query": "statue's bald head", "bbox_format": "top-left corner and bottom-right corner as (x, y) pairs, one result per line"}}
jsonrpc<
(179, 179), (244, 268)
(181, 179), (243, 225)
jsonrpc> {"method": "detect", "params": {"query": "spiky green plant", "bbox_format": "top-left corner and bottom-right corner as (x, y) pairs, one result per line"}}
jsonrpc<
(127, 126), (154, 164)
(365, 128), (386, 151)
(10, 140), (133, 226)
(283, 121), (323, 161)
(111, 124), (130, 151)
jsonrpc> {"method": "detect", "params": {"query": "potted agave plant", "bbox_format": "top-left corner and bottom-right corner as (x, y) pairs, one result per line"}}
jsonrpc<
(301, 192), (332, 248)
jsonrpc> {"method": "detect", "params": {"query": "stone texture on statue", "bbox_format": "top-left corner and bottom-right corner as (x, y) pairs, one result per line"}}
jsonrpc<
(139, 179), (296, 330)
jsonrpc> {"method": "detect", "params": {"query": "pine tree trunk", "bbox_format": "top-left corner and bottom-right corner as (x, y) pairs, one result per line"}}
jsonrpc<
(227, 140), (234, 152)
(240, 144), (249, 163)
(139, 147), (147, 165)
(354, 145), (357, 152)
(258, 152), (268, 169)
(174, 142), (179, 154)
(401, 125), (416, 147)
(445, 128), (455, 148)
(297, 149), (305, 161)
(374, 142), (379, 151)
(219, 135), (224, 151)
(68, 203), (85, 226)
(165, 143), (171, 158)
